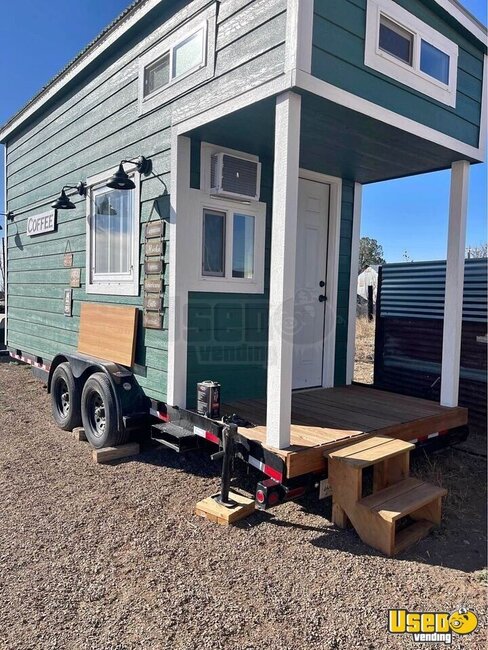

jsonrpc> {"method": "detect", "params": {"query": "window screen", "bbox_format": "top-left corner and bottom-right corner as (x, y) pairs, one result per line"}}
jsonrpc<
(379, 16), (413, 64)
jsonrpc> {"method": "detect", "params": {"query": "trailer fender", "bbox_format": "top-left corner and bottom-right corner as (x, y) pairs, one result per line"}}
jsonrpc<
(48, 353), (147, 432)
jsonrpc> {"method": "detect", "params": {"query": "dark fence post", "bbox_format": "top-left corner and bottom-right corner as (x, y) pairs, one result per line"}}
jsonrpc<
(367, 285), (374, 321)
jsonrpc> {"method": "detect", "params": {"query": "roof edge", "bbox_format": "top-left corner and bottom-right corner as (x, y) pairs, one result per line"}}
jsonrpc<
(0, 0), (160, 143)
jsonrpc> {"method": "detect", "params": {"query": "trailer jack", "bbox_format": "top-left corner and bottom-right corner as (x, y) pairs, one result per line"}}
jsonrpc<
(211, 423), (238, 508)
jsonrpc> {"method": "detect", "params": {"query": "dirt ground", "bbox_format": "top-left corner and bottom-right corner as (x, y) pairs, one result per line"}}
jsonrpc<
(354, 316), (375, 384)
(0, 361), (486, 650)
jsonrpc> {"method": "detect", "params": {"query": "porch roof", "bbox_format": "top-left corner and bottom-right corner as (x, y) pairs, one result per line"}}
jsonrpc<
(187, 91), (480, 184)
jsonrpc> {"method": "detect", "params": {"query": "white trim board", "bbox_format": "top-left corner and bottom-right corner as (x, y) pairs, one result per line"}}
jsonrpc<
(440, 160), (470, 407)
(266, 91), (302, 449)
(2, 146), (7, 344)
(294, 69), (485, 162)
(346, 183), (363, 385)
(167, 133), (191, 407)
(298, 168), (342, 390)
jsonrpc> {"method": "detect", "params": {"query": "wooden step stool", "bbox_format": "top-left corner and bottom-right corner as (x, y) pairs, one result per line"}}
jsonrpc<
(327, 436), (447, 556)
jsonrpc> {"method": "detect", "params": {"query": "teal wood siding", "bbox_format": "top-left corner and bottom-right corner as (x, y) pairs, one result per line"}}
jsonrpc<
(312, 0), (485, 147)
(334, 180), (355, 386)
(5, 0), (288, 404)
(185, 161), (273, 408)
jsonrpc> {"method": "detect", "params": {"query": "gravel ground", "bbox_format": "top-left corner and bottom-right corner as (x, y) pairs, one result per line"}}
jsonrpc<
(0, 361), (486, 649)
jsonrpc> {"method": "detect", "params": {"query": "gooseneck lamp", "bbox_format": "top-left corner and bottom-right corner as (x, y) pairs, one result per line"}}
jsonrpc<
(106, 156), (151, 190)
(51, 182), (87, 210)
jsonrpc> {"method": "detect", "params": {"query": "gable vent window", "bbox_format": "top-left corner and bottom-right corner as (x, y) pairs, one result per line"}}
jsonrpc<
(138, 6), (216, 115)
(365, 0), (458, 107)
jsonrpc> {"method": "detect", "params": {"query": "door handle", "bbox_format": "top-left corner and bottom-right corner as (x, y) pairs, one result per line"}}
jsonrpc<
(318, 295), (327, 303)
(319, 280), (325, 288)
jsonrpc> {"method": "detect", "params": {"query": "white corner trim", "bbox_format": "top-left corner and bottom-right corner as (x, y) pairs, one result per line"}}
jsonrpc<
(3, 146), (7, 344)
(167, 133), (191, 408)
(298, 168), (343, 389)
(440, 160), (470, 407)
(285, 0), (314, 74)
(294, 69), (484, 162)
(365, 0), (458, 108)
(346, 183), (363, 385)
(480, 54), (488, 162)
(266, 91), (302, 450)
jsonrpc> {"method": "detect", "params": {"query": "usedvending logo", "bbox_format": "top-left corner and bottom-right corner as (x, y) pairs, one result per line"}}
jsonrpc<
(388, 608), (478, 644)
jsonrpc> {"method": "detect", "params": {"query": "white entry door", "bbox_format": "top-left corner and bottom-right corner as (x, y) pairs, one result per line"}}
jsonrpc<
(292, 178), (330, 389)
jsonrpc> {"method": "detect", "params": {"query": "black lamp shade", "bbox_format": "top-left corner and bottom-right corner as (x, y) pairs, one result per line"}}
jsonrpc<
(51, 189), (76, 210)
(106, 163), (136, 190)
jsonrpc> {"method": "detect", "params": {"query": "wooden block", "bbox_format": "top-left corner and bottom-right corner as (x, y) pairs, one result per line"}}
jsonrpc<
(78, 303), (138, 367)
(332, 500), (349, 529)
(195, 492), (255, 525)
(92, 442), (140, 464)
(72, 427), (87, 442)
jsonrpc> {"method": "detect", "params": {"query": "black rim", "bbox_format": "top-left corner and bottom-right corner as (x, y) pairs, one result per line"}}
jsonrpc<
(87, 390), (106, 438)
(54, 376), (70, 419)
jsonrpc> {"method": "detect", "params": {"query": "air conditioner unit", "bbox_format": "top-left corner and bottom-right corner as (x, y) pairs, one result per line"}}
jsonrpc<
(210, 153), (261, 201)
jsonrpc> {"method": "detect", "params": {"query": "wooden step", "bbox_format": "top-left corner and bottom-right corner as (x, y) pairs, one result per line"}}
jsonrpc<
(359, 478), (447, 522)
(328, 436), (414, 468)
(394, 520), (434, 555)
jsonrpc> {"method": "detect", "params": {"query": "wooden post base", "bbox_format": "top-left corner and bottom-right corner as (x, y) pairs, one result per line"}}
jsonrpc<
(92, 442), (140, 464)
(195, 491), (255, 525)
(72, 427), (87, 442)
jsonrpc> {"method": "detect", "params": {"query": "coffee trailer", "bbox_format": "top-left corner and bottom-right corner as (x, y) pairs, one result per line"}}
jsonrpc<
(1, 0), (486, 526)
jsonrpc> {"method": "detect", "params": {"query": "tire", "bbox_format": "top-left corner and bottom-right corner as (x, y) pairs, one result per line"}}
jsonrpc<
(50, 362), (82, 431)
(81, 372), (128, 449)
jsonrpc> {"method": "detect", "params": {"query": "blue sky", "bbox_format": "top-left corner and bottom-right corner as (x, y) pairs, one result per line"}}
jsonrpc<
(0, 0), (486, 262)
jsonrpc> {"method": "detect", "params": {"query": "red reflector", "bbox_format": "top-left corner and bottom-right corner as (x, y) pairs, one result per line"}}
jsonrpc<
(268, 491), (280, 506)
(256, 489), (266, 504)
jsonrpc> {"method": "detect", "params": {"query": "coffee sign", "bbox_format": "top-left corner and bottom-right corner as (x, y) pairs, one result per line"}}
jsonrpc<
(27, 210), (56, 236)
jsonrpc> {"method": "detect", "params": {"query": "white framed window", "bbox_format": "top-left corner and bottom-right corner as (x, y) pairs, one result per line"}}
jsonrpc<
(365, 0), (458, 107)
(177, 143), (266, 294)
(194, 196), (265, 292)
(85, 166), (140, 296)
(138, 6), (216, 115)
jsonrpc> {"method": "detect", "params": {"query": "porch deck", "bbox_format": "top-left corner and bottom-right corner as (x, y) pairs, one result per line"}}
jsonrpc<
(222, 385), (468, 478)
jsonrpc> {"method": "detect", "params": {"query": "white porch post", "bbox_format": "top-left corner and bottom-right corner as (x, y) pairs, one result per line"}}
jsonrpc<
(167, 132), (191, 407)
(440, 160), (470, 407)
(266, 91), (301, 449)
(346, 182), (363, 384)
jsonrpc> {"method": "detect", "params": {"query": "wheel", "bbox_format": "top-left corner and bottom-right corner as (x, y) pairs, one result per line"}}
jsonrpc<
(50, 362), (82, 431)
(81, 372), (128, 449)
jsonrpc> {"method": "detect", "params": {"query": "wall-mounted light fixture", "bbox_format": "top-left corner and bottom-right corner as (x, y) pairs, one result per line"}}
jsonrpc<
(51, 182), (87, 210)
(0, 211), (14, 223)
(106, 156), (151, 190)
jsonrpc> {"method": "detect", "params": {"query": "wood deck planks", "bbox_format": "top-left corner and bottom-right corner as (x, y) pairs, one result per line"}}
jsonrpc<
(222, 385), (468, 478)
(328, 436), (414, 468)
